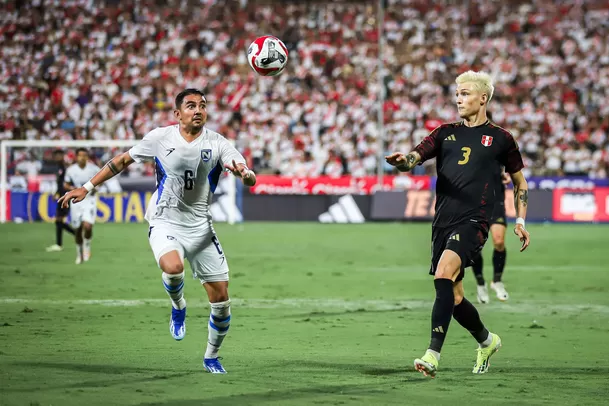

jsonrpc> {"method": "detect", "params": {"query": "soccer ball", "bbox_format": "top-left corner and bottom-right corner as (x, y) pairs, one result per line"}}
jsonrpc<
(247, 36), (289, 77)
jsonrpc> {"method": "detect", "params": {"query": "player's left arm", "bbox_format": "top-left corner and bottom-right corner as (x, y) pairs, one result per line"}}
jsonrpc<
(225, 159), (256, 186)
(501, 132), (530, 252)
(219, 138), (256, 187)
(509, 170), (529, 247)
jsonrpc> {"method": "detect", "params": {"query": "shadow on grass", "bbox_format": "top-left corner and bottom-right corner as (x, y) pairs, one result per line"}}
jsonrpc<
(284, 307), (411, 319)
(137, 381), (423, 406)
(3, 361), (193, 392)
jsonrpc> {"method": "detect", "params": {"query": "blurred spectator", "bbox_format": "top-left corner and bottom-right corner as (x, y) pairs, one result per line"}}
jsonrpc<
(0, 0), (608, 178)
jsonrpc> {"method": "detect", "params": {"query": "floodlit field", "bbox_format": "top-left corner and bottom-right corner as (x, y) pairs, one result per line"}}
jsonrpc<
(1, 222), (608, 405)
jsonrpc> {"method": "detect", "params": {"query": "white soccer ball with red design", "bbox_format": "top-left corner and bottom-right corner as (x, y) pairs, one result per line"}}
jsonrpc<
(247, 36), (289, 76)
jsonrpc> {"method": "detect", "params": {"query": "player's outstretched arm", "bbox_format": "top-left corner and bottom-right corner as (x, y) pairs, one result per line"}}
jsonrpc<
(386, 126), (442, 172)
(510, 170), (530, 252)
(225, 160), (256, 186)
(58, 152), (135, 208)
(385, 151), (422, 172)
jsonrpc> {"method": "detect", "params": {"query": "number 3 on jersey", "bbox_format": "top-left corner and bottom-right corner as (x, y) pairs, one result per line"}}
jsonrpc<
(184, 170), (194, 190)
(458, 147), (471, 165)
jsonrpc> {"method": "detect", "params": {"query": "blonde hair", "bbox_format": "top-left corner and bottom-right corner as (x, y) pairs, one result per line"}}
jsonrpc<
(456, 70), (494, 104)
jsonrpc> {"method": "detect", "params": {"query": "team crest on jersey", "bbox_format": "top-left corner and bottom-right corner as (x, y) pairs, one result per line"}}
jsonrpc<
(201, 149), (212, 162)
(481, 135), (493, 147)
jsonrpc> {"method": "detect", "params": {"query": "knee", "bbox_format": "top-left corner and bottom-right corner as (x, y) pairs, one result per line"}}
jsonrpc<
(435, 263), (458, 280)
(494, 240), (505, 251)
(211, 292), (229, 303)
(163, 262), (184, 275)
(454, 292), (464, 306)
(83, 224), (93, 233)
(210, 287), (229, 303)
(206, 282), (229, 303)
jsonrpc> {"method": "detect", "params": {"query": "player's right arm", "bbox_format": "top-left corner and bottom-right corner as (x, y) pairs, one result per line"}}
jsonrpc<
(385, 126), (443, 172)
(58, 130), (159, 208)
(58, 152), (135, 208)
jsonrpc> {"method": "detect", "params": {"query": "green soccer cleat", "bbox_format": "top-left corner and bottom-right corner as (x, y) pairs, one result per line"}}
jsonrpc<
(472, 333), (502, 374)
(414, 351), (439, 378)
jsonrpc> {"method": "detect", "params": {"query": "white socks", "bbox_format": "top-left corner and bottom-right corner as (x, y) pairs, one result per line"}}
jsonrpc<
(205, 300), (231, 359)
(162, 272), (186, 310)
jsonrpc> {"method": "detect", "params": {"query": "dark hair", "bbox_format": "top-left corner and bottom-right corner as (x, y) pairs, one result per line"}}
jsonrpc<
(75, 148), (89, 156)
(53, 149), (64, 155)
(175, 88), (206, 109)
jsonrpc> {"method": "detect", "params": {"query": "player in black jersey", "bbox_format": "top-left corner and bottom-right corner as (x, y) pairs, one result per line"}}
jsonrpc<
(471, 169), (511, 303)
(46, 149), (75, 252)
(385, 70), (530, 377)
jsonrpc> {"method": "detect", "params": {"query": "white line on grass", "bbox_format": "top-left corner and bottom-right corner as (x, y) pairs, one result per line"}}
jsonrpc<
(359, 265), (606, 272)
(1, 297), (608, 314)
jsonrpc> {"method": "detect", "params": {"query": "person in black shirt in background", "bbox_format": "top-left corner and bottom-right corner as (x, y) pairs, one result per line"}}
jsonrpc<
(385, 70), (530, 378)
(46, 149), (75, 252)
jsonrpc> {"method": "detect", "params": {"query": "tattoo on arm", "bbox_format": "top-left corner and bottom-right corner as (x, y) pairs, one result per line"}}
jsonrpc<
(397, 153), (418, 171)
(513, 187), (529, 218)
(106, 160), (120, 175)
(519, 190), (528, 207)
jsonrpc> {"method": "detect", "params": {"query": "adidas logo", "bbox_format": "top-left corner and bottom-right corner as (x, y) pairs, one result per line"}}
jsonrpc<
(449, 233), (460, 241)
(445, 134), (456, 141)
(318, 195), (365, 223)
(433, 326), (445, 333)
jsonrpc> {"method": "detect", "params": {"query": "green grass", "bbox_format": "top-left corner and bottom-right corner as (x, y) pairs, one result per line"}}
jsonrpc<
(0, 222), (608, 406)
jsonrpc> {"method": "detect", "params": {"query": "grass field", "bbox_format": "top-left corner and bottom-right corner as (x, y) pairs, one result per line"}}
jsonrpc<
(1, 222), (608, 406)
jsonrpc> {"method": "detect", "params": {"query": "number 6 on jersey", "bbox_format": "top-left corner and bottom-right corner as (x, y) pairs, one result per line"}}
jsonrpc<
(184, 170), (194, 190)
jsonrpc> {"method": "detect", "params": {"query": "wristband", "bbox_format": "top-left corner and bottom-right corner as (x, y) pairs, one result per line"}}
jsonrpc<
(515, 217), (525, 228)
(83, 181), (95, 192)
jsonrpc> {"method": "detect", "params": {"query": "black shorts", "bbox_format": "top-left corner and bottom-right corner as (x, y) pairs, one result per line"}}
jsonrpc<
(55, 202), (69, 218)
(490, 203), (507, 226)
(430, 222), (489, 282)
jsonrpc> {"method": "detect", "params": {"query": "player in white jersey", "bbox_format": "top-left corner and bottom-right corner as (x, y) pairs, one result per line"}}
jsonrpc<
(58, 89), (256, 374)
(64, 148), (100, 264)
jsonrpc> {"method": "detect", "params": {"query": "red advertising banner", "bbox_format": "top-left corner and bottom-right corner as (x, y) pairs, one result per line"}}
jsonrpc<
(249, 175), (432, 195)
(552, 188), (609, 222)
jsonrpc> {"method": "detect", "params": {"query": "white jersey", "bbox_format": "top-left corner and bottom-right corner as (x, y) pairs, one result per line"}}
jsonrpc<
(65, 162), (100, 203)
(128, 125), (245, 227)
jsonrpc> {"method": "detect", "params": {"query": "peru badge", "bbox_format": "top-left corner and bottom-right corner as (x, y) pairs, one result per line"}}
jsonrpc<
(481, 135), (493, 147)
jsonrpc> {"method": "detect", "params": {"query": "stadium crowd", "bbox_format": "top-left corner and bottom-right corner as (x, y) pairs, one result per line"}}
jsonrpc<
(1, 0), (608, 179)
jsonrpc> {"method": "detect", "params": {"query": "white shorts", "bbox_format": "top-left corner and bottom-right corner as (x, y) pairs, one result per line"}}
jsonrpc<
(70, 198), (96, 228)
(148, 223), (229, 283)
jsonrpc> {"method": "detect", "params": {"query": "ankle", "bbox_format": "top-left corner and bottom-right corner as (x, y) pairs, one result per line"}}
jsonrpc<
(426, 349), (441, 361)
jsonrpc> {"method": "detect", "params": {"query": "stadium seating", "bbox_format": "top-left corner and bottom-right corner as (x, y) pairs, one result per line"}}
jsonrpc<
(1, 0), (607, 178)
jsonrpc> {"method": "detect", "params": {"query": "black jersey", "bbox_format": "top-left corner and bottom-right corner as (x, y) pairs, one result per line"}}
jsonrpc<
(414, 120), (524, 227)
(495, 167), (506, 205)
(56, 163), (67, 196)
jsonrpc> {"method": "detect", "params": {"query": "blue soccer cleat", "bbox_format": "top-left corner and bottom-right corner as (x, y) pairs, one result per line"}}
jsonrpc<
(203, 358), (227, 374)
(170, 307), (186, 341)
